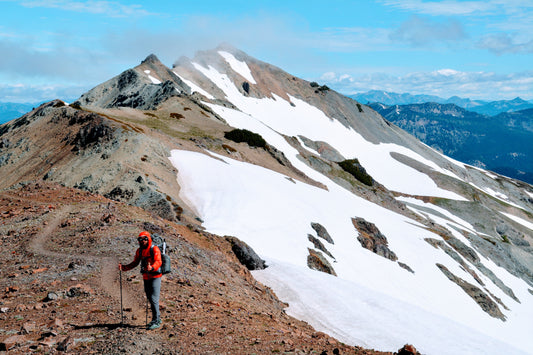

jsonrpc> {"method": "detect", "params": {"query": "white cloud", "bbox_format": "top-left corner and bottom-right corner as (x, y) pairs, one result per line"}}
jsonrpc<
(390, 15), (467, 46)
(380, 0), (522, 16)
(17, 0), (151, 17)
(478, 33), (533, 54)
(313, 27), (392, 52)
(435, 69), (460, 76)
(319, 69), (533, 101)
(0, 83), (89, 103)
(382, 0), (495, 16)
(0, 38), (112, 81)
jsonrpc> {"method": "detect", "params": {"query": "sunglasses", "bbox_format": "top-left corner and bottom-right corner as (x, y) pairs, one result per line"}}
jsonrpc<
(137, 237), (149, 242)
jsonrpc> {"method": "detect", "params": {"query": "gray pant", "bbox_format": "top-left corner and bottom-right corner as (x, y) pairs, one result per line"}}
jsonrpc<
(143, 277), (161, 323)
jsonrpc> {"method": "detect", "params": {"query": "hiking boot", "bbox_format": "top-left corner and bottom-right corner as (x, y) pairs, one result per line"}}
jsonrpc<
(147, 319), (161, 330)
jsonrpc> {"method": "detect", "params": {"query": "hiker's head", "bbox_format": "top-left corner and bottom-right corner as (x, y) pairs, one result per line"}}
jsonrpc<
(138, 231), (151, 248)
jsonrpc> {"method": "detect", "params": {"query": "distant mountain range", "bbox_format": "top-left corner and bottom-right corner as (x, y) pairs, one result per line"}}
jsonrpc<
(0, 102), (38, 124)
(369, 102), (533, 184)
(352, 90), (533, 116)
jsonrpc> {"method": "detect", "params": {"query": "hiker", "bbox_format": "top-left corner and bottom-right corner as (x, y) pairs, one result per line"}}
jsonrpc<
(119, 231), (162, 330)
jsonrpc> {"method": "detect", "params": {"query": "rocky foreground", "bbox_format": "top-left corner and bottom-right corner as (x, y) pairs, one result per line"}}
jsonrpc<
(0, 181), (416, 354)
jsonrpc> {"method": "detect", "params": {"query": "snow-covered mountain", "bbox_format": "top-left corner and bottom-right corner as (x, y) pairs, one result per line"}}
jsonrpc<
(2, 45), (532, 354)
(168, 48), (533, 355)
(352, 90), (533, 116)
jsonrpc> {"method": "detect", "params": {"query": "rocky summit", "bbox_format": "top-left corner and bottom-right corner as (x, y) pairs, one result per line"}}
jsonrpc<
(1, 45), (532, 354)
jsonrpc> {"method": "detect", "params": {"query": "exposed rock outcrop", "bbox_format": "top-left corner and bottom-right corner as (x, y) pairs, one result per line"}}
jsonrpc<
(308, 234), (335, 259)
(436, 263), (506, 321)
(225, 236), (267, 270)
(352, 217), (397, 261)
(307, 249), (337, 276)
(311, 222), (334, 244)
(298, 136), (345, 162)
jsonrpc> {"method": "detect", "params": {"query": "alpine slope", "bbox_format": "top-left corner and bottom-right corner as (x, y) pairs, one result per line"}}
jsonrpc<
(61, 44), (533, 354)
(163, 46), (533, 355)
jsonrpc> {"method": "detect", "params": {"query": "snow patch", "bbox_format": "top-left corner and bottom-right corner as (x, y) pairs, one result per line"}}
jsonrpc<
(469, 182), (523, 209)
(173, 71), (215, 99)
(500, 212), (533, 231)
(218, 51), (257, 84)
(148, 75), (161, 84)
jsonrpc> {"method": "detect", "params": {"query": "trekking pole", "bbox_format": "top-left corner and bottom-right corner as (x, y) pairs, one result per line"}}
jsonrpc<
(145, 297), (148, 327)
(119, 268), (124, 327)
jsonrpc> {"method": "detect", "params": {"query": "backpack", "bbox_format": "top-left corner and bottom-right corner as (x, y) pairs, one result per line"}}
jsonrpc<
(150, 234), (171, 275)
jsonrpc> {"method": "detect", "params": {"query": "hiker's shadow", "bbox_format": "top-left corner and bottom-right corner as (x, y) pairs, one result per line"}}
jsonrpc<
(73, 323), (145, 330)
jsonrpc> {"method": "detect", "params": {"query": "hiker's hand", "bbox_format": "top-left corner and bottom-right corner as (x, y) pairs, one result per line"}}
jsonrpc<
(118, 263), (122, 271)
(146, 265), (153, 272)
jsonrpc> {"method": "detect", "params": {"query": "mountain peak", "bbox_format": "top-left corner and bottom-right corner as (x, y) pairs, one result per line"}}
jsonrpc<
(141, 53), (162, 65)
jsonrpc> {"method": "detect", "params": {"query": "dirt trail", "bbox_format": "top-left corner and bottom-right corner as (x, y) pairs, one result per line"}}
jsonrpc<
(28, 204), (146, 324)
(29, 205), (73, 258)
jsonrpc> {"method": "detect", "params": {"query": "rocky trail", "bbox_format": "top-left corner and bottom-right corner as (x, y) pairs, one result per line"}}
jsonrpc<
(26, 203), (146, 326)
(0, 181), (399, 354)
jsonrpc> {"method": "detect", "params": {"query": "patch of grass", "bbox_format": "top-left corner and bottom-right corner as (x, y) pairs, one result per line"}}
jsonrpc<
(70, 102), (82, 110)
(224, 129), (267, 148)
(338, 159), (373, 186)
(144, 112), (157, 118)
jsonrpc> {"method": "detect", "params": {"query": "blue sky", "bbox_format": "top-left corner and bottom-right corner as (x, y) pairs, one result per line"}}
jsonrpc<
(0, 0), (532, 103)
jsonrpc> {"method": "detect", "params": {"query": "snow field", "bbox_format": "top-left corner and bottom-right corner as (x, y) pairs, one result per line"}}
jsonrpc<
(218, 50), (257, 84)
(169, 149), (532, 354)
(167, 59), (533, 354)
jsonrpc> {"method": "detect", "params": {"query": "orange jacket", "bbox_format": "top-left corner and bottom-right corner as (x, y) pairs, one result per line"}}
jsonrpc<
(122, 234), (162, 280)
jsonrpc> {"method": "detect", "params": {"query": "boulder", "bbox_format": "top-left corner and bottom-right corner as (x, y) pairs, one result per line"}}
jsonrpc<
(225, 236), (267, 270)
(307, 249), (337, 276)
(308, 234), (335, 259)
(397, 344), (419, 355)
(311, 222), (334, 244)
(0, 335), (27, 351)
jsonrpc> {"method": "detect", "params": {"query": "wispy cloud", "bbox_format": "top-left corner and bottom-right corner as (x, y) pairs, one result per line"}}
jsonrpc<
(313, 27), (392, 52)
(14, 0), (152, 17)
(380, 0), (499, 16)
(0, 83), (89, 103)
(0, 38), (106, 79)
(478, 33), (533, 54)
(100, 14), (320, 69)
(320, 69), (533, 100)
(390, 15), (466, 46)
